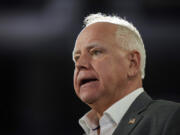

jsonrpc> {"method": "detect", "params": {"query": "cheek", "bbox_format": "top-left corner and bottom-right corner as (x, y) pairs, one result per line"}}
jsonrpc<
(73, 69), (79, 92)
(95, 59), (127, 82)
(95, 61), (116, 82)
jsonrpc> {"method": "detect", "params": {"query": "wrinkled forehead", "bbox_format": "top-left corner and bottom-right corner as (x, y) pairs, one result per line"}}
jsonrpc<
(73, 22), (118, 55)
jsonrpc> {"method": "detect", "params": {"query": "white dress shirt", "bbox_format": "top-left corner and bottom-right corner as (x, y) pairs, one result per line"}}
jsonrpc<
(79, 88), (144, 135)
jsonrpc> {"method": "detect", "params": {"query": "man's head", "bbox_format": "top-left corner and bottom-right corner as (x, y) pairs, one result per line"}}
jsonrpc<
(72, 13), (146, 113)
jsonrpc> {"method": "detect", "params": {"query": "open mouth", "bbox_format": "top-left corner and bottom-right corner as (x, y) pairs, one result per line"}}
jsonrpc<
(80, 78), (98, 87)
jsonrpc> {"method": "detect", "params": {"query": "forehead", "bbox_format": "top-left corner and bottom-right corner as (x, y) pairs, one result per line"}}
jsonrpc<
(73, 22), (118, 54)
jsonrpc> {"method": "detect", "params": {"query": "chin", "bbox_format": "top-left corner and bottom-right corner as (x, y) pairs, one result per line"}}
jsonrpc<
(80, 94), (98, 104)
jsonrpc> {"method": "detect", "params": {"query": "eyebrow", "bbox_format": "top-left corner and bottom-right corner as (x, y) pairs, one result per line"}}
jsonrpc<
(73, 43), (101, 57)
(73, 50), (81, 56)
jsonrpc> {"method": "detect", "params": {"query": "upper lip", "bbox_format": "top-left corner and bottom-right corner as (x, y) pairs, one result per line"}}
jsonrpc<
(77, 73), (98, 87)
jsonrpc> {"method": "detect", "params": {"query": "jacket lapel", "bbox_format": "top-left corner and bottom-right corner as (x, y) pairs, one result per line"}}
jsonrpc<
(113, 92), (153, 135)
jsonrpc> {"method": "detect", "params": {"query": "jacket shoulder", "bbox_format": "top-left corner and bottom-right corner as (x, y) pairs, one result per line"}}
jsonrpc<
(150, 99), (180, 110)
(143, 99), (180, 119)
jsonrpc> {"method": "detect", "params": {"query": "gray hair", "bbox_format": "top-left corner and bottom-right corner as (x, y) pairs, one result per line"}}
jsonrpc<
(83, 13), (146, 79)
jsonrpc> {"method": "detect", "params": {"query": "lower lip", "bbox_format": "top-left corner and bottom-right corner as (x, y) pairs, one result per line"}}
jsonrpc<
(80, 80), (99, 89)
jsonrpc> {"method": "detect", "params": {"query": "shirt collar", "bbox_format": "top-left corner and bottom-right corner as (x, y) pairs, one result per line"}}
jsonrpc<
(79, 88), (144, 134)
(79, 109), (99, 134)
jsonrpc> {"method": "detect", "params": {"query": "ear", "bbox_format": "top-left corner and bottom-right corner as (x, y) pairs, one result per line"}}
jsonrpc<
(127, 50), (141, 78)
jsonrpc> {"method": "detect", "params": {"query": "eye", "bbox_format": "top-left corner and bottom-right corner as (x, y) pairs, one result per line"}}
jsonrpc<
(74, 55), (80, 62)
(91, 49), (102, 56)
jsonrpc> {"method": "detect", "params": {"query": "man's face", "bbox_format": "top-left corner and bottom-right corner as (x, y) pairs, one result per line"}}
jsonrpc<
(73, 22), (130, 106)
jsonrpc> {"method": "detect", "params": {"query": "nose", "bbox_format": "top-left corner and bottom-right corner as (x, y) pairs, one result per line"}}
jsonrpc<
(75, 54), (90, 70)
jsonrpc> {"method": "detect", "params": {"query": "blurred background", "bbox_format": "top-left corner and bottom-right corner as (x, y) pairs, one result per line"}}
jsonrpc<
(0, 0), (180, 134)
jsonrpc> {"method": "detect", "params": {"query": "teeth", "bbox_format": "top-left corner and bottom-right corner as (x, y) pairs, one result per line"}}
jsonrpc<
(81, 78), (97, 86)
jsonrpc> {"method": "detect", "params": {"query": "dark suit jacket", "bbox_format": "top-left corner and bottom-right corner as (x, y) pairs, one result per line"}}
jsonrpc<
(113, 92), (180, 135)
